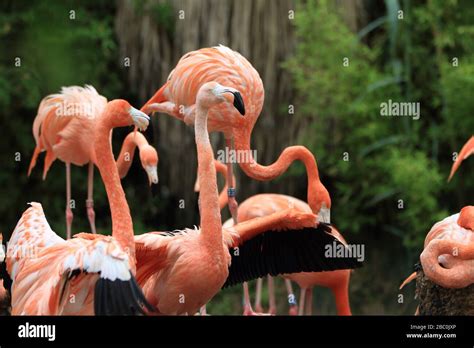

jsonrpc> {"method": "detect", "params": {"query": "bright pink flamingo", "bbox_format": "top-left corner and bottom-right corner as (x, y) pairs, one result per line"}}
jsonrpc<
(142, 45), (331, 313)
(134, 82), (360, 315)
(28, 85), (157, 239)
(6, 100), (153, 315)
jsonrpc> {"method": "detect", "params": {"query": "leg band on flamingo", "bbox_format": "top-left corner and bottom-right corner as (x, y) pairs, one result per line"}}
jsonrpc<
(227, 187), (236, 198)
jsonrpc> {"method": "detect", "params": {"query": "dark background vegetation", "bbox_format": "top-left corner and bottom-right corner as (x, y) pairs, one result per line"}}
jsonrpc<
(0, 0), (472, 314)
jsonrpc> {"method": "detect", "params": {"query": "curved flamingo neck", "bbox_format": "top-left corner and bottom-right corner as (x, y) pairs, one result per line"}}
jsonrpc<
(94, 114), (135, 266)
(195, 105), (223, 249)
(116, 132), (148, 178)
(233, 131), (326, 213)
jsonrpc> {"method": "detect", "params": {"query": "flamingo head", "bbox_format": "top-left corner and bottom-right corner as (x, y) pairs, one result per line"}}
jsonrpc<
(197, 82), (246, 116)
(107, 100), (150, 131)
(139, 145), (159, 186)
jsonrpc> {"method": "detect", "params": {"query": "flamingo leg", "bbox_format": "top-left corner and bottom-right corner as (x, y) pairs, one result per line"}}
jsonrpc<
(267, 275), (276, 315)
(243, 282), (259, 315)
(305, 288), (313, 315)
(65, 163), (73, 239)
(224, 137), (255, 316)
(298, 287), (306, 316)
(199, 305), (207, 315)
(254, 278), (263, 313)
(86, 162), (96, 234)
(285, 279), (298, 315)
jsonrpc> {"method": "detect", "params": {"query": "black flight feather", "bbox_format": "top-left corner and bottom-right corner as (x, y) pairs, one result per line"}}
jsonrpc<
(94, 272), (155, 315)
(223, 223), (363, 288)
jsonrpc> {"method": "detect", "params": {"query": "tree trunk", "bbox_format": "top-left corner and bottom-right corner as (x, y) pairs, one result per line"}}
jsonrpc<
(114, 0), (369, 226)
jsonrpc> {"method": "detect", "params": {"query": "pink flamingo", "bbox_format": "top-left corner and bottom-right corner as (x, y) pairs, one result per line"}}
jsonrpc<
(222, 193), (352, 316)
(6, 100), (153, 315)
(421, 137), (474, 288)
(142, 45), (331, 313)
(401, 137), (474, 291)
(116, 131), (159, 185)
(198, 160), (352, 315)
(134, 82), (360, 315)
(28, 85), (157, 239)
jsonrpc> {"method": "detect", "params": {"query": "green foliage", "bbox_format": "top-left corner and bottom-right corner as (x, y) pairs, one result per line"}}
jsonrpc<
(285, 0), (469, 253)
(0, 0), (144, 238)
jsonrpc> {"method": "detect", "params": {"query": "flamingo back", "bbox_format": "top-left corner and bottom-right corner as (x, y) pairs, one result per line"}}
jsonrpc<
(164, 45), (264, 135)
(31, 85), (107, 172)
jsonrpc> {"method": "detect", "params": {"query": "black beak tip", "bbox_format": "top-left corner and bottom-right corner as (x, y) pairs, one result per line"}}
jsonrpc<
(232, 92), (245, 116)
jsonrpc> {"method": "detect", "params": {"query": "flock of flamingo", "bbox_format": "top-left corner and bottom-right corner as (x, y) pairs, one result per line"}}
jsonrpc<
(0, 45), (472, 316)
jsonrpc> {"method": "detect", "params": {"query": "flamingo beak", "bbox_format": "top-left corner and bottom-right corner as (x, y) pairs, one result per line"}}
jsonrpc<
(145, 165), (159, 186)
(129, 107), (150, 131)
(231, 91), (245, 116)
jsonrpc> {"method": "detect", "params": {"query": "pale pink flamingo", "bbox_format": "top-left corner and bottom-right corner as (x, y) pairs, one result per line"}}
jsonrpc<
(28, 85), (157, 239)
(420, 137), (474, 288)
(6, 100), (153, 315)
(401, 137), (474, 291)
(142, 45), (331, 313)
(134, 82), (360, 315)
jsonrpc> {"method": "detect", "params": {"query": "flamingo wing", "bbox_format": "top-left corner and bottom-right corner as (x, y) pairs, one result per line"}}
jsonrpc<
(134, 230), (190, 286)
(222, 210), (363, 288)
(449, 136), (474, 181)
(7, 203), (153, 315)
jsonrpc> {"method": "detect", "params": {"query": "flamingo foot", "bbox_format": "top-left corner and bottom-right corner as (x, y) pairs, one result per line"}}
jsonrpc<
(268, 305), (277, 315)
(288, 305), (298, 316)
(243, 306), (272, 316)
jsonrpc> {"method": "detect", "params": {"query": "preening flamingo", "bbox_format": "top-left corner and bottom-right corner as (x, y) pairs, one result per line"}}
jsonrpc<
(420, 137), (474, 288)
(134, 82), (361, 315)
(6, 100), (153, 315)
(142, 45), (331, 313)
(401, 137), (474, 290)
(28, 85), (157, 239)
